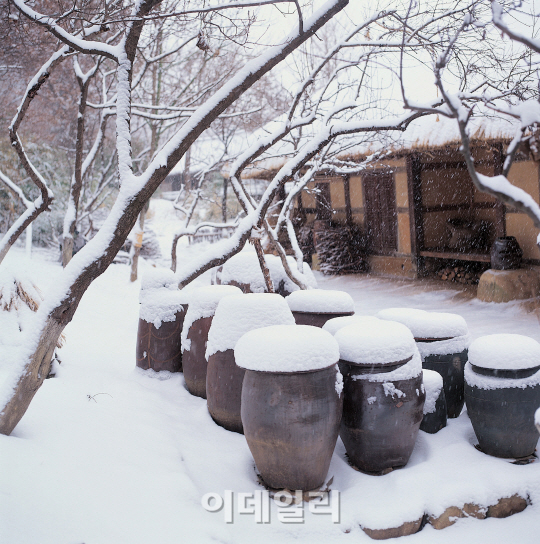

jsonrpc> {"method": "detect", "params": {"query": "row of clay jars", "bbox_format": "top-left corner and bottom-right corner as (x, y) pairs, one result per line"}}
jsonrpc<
(206, 290), (354, 434)
(206, 293), (297, 434)
(183, 285), (351, 401)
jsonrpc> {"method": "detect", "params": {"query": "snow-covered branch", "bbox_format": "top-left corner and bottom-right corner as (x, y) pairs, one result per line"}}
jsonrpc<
(11, 0), (119, 60)
(492, 1), (540, 54)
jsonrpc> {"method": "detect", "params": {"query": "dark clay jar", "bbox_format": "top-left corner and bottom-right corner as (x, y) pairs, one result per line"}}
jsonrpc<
(182, 316), (213, 398)
(292, 311), (355, 328)
(465, 364), (540, 458)
(136, 307), (187, 372)
(490, 236), (523, 270)
(339, 359), (425, 474)
(420, 387), (447, 434)
(241, 364), (342, 491)
(421, 348), (468, 418)
(206, 348), (245, 434)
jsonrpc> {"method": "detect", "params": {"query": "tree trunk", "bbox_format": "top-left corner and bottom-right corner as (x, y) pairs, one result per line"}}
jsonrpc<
(253, 238), (274, 293)
(62, 236), (74, 267)
(0, 318), (63, 435)
(130, 202), (149, 282)
(222, 177), (228, 223)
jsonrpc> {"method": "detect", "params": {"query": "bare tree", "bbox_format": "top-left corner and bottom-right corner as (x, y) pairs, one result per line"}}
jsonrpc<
(0, 0), (350, 435)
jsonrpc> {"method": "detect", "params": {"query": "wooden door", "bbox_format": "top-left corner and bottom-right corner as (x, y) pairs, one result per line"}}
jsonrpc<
(363, 172), (397, 253)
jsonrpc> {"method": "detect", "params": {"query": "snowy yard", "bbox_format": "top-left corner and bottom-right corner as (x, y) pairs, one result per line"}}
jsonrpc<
(1, 244), (540, 544)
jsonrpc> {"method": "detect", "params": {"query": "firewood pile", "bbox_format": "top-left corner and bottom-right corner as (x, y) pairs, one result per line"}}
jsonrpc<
(436, 265), (481, 285)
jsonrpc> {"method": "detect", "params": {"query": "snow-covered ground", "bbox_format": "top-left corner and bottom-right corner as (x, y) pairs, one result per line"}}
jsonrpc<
(1, 233), (540, 543)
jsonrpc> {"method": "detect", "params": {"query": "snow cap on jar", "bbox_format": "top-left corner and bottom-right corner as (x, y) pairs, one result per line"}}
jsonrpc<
(206, 293), (295, 358)
(234, 324), (339, 373)
(139, 268), (193, 327)
(334, 318), (416, 366)
(141, 267), (177, 291)
(469, 334), (540, 371)
(219, 251), (317, 293)
(181, 285), (242, 348)
(376, 307), (468, 340)
(422, 369), (444, 415)
(286, 289), (355, 314)
(323, 315), (380, 336)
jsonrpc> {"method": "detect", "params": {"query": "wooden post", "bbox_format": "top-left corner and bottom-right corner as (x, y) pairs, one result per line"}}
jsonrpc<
(406, 154), (423, 273)
(344, 175), (353, 226)
(493, 143), (506, 237)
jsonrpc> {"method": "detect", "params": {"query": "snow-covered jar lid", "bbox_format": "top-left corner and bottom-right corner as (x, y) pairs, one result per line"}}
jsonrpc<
(234, 325), (339, 373)
(141, 267), (177, 291)
(139, 268), (193, 328)
(334, 319), (416, 366)
(139, 289), (189, 328)
(266, 254), (318, 293)
(206, 293), (295, 358)
(376, 308), (468, 340)
(469, 334), (540, 371)
(422, 369), (444, 415)
(219, 252), (271, 293)
(323, 315), (380, 336)
(218, 251), (317, 293)
(181, 285), (242, 347)
(286, 289), (355, 314)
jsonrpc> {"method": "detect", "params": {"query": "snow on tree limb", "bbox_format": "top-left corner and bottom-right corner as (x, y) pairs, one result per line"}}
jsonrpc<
(10, 0), (119, 60)
(492, 0), (540, 54)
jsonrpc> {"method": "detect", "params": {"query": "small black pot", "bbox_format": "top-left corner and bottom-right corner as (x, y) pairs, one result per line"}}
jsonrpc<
(465, 365), (540, 458)
(420, 387), (447, 434)
(422, 349), (467, 418)
(490, 236), (523, 270)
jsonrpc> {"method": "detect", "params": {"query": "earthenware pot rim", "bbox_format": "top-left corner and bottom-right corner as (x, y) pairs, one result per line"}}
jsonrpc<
(470, 363), (540, 379)
(339, 355), (413, 373)
(415, 336), (454, 343)
(292, 310), (355, 316)
(243, 361), (338, 375)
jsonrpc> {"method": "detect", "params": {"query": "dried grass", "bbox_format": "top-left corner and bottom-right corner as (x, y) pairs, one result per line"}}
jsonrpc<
(0, 275), (65, 348)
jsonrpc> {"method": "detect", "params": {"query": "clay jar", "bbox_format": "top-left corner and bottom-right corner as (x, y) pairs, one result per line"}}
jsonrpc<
(377, 308), (470, 418)
(205, 293), (295, 433)
(136, 268), (190, 372)
(236, 325), (343, 491)
(286, 289), (355, 328)
(420, 369), (447, 434)
(465, 334), (540, 458)
(181, 285), (242, 398)
(334, 319), (425, 474)
(213, 251), (317, 296)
